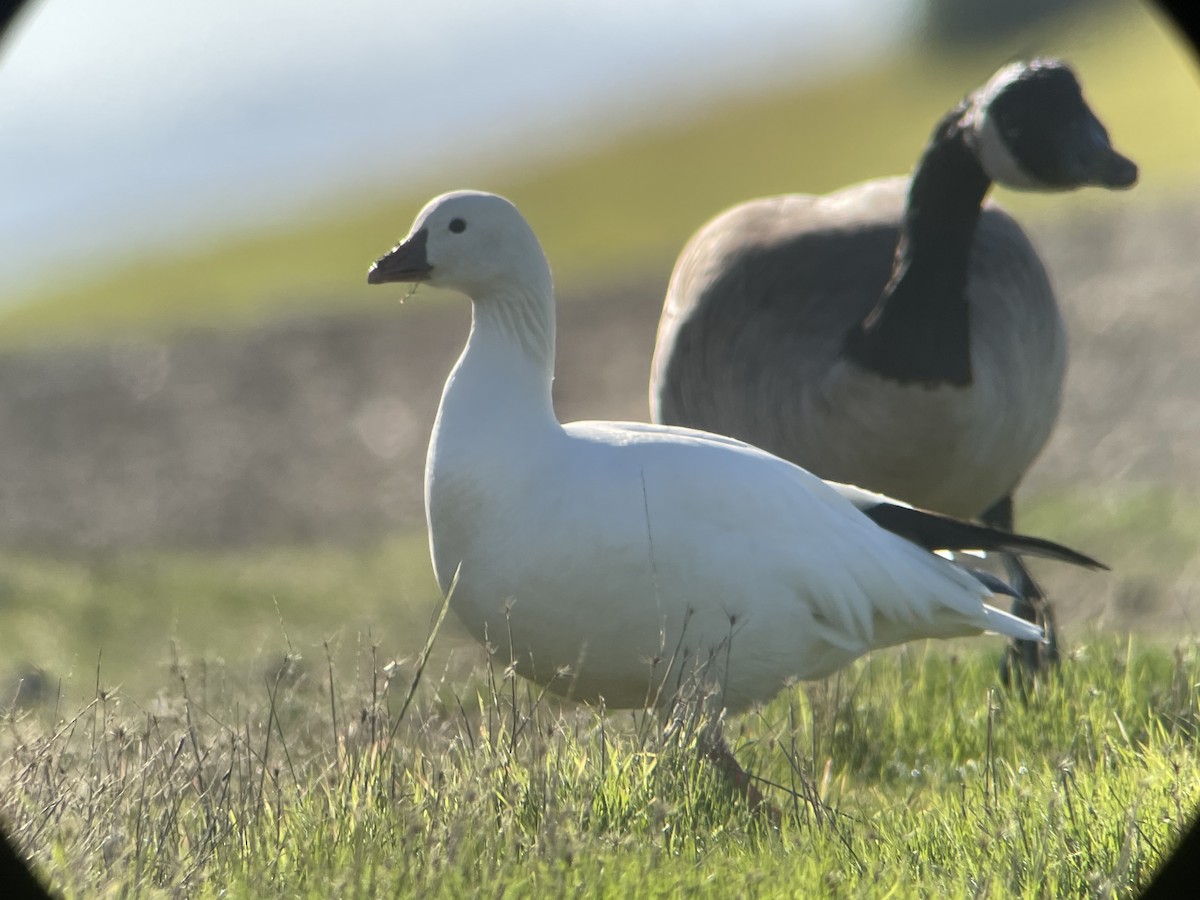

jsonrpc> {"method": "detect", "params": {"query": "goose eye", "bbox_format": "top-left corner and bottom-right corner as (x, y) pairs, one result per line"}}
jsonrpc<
(449, 218), (467, 234)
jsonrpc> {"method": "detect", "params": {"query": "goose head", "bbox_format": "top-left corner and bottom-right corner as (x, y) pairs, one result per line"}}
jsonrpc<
(367, 190), (548, 297)
(963, 58), (1138, 192)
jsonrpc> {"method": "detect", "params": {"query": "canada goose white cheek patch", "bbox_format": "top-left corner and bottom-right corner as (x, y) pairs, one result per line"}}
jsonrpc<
(969, 112), (1040, 189)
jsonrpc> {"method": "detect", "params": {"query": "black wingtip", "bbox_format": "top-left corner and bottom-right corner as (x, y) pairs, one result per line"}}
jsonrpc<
(963, 566), (1021, 598)
(862, 501), (1107, 571)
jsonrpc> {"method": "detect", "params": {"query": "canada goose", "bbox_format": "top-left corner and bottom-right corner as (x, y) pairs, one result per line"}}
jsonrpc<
(366, 190), (1103, 798)
(649, 59), (1136, 679)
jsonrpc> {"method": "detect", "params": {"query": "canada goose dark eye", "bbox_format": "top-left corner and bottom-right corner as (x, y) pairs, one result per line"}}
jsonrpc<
(449, 218), (466, 234)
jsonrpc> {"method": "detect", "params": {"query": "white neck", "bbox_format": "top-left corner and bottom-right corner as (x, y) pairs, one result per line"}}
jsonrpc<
(471, 277), (556, 378)
(424, 276), (562, 591)
(433, 277), (561, 452)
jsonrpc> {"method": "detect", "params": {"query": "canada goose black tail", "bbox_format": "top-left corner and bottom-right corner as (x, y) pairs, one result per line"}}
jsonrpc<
(860, 500), (1107, 571)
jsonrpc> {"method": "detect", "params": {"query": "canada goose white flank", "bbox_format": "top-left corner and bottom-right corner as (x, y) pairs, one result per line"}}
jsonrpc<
(366, 190), (1104, 795)
(650, 59), (1136, 678)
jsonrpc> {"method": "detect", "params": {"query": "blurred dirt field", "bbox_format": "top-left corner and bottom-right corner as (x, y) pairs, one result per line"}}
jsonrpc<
(0, 192), (1197, 626)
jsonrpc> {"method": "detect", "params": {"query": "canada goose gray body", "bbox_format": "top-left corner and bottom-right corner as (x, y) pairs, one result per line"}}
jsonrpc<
(653, 179), (1062, 519)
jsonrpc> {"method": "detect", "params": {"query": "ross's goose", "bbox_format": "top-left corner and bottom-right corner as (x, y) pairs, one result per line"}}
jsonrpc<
(649, 59), (1135, 679)
(367, 191), (1104, 737)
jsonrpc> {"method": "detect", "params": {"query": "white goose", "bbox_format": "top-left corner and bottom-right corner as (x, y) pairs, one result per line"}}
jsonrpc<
(366, 190), (1101, 736)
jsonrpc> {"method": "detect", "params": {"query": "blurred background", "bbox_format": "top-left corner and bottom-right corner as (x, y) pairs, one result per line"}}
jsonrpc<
(0, 0), (1198, 703)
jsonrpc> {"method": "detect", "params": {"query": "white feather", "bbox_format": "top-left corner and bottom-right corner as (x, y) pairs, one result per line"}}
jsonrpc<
(387, 191), (1043, 714)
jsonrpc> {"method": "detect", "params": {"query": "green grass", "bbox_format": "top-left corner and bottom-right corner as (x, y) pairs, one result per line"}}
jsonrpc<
(1, 2), (1197, 346)
(3, 482), (1194, 707)
(1, 483), (1199, 895)
(3, 632), (1196, 897)
(0, 532), (447, 707)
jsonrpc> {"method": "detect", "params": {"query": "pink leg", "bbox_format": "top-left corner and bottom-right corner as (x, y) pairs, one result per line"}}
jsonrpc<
(707, 739), (781, 825)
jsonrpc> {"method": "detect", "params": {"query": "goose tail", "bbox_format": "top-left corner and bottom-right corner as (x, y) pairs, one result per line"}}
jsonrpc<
(849, 495), (1107, 571)
(981, 604), (1046, 643)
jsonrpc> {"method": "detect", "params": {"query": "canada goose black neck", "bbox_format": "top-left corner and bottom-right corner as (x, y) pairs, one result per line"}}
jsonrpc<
(845, 102), (990, 388)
